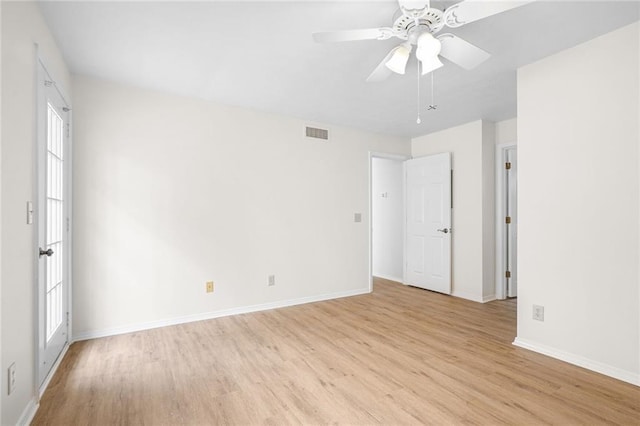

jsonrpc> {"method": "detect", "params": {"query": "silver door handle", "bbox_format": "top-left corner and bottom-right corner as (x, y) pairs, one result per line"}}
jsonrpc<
(437, 228), (450, 234)
(39, 248), (54, 257)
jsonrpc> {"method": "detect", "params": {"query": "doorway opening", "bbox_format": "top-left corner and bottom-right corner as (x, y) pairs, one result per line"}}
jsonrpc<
(369, 153), (409, 291)
(369, 152), (453, 296)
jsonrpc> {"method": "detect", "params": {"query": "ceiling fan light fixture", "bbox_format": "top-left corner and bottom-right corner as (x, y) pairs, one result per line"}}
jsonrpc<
(385, 43), (412, 75)
(420, 56), (444, 75)
(416, 32), (443, 75)
(415, 32), (442, 60)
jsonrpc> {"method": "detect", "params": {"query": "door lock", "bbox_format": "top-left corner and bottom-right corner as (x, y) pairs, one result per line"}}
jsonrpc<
(437, 228), (450, 234)
(39, 248), (54, 257)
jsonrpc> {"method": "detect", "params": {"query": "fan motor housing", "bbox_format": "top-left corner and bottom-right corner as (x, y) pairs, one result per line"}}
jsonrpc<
(392, 7), (445, 43)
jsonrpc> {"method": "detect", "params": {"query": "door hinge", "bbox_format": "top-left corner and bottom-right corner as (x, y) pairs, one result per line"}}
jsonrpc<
(505, 271), (511, 278)
(66, 123), (70, 138)
(66, 217), (70, 232)
(66, 312), (69, 326)
(505, 216), (511, 224)
(505, 162), (512, 170)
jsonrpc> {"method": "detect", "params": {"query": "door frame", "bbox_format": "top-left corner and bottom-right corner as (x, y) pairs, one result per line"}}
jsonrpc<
(495, 143), (516, 300)
(368, 152), (410, 292)
(34, 49), (73, 396)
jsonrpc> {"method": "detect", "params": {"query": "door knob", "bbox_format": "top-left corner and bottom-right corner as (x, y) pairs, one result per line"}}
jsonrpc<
(437, 228), (450, 234)
(39, 248), (54, 257)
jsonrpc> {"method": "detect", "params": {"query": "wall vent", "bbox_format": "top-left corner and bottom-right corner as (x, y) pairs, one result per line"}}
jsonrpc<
(305, 126), (329, 140)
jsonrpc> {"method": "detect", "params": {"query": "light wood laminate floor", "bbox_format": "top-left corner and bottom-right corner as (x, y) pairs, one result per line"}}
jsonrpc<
(33, 278), (639, 425)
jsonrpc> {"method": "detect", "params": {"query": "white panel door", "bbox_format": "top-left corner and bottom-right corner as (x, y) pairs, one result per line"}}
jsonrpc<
(38, 64), (70, 385)
(404, 153), (452, 294)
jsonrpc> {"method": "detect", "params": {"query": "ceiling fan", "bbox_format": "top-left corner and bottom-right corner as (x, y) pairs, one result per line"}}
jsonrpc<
(312, 0), (532, 82)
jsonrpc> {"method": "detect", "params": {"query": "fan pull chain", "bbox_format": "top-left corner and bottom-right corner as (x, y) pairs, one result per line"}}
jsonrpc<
(428, 72), (437, 111)
(416, 60), (422, 124)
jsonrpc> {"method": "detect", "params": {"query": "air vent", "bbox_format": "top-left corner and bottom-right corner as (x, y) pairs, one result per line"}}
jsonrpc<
(305, 126), (329, 140)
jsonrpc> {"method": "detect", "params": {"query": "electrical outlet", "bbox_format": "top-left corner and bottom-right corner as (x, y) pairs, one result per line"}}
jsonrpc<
(533, 305), (545, 322)
(268, 275), (275, 286)
(8, 363), (16, 395)
(206, 281), (214, 293)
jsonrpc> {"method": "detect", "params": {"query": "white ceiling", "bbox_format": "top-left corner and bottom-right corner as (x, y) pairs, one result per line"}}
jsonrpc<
(39, 1), (640, 138)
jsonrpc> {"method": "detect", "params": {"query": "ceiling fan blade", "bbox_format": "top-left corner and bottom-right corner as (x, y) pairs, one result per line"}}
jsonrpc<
(398, 0), (430, 11)
(313, 28), (393, 43)
(444, 0), (534, 28)
(366, 48), (397, 83)
(438, 33), (490, 70)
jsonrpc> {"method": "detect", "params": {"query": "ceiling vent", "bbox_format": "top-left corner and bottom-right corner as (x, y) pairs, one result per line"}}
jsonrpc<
(305, 126), (329, 140)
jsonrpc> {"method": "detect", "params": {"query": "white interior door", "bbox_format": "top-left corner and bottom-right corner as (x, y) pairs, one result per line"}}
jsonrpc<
(506, 148), (518, 297)
(38, 63), (70, 385)
(404, 153), (452, 294)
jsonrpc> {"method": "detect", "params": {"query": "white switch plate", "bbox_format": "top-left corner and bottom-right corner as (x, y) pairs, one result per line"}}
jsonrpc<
(354, 213), (362, 223)
(26, 202), (33, 225)
(268, 275), (275, 286)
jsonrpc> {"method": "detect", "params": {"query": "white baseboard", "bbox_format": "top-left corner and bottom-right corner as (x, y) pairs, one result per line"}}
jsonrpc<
(513, 337), (640, 386)
(13, 337), (70, 426)
(40, 343), (70, 398)
(453, 291), (496, 304)
(73, 287), (370, 342)
(17, 398), (38, 426)
(451, 290), (483, 303)
(372, 274), (403, 283)
(482, 294), (496, 303)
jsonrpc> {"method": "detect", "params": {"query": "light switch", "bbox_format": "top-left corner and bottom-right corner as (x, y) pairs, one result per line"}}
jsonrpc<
(354, 213), (362, 223)
(26, 202), (33, 225)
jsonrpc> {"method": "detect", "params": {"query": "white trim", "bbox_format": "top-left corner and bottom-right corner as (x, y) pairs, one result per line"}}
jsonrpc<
(451, 290), (484, 303)
(32, 43), (42, 416)
(39, 343), (69, 399)
(73, 287), (369, 342)
(449, 291), (495, 303)
(495, 143), (516, 300)
(368, 151), (411, 292)
(402, 160), (407, 286)
(372, 274), (403, 283)
(482, 294), (496, 303)
(513, 337), (640, 387)
(66, 109), (73, 342)
(16, 398), (39, 426)
(369, 151), (411, 162)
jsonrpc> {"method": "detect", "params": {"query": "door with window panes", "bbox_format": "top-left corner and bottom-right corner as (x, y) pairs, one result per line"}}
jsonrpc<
(37, 61), (70, 385)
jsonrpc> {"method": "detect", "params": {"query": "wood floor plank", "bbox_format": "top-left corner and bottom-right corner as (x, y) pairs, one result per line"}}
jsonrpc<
(32, 278), (640, 425)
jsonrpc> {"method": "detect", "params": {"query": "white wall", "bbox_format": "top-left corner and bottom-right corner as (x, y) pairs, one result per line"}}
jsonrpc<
(481, 123), (496, 299)
(0, 3), (3, 423)
(411, 120), (495, 302)
(495, 117), (517, 146)
(372, 157), (404, 282)
(1, 2), (71, 424)
(515, 22), (639, 385)
(71, 75), (410, 338)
